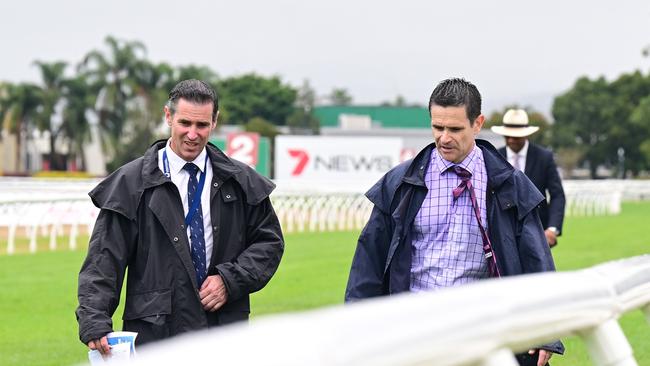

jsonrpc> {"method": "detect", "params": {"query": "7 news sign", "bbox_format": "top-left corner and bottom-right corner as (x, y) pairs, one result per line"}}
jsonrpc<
(274, 136), (403, 181)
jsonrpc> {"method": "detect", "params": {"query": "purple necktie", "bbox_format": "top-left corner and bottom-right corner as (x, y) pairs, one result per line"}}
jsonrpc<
(451, 165), (501, 278)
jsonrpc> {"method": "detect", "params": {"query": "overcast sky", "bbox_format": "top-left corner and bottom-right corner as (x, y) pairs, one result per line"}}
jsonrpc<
(1, 0), (649, 117)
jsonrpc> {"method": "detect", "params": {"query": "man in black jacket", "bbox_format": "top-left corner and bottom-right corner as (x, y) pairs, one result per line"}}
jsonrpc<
(76, 79), (284, 355)
(491, 109), (566, 247)
(346, 78), (562, 366)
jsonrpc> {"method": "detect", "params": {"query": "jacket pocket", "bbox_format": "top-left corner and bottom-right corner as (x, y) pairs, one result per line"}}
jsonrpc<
(122, 289), (172, 343)
(123, 288), (172, 321)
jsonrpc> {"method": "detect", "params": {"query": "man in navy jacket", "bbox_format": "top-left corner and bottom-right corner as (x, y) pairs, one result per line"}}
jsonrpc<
(345, 78), (563, 366)
(491, 109), (565, 247)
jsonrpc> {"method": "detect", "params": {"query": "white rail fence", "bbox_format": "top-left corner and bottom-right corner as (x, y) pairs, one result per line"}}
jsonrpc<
(271, 194), (374, 233)
(1, 178), (649, 254)
(122, 255), (650, 366)
(0, 178), (99, 254)
(0, 199), (97, 254)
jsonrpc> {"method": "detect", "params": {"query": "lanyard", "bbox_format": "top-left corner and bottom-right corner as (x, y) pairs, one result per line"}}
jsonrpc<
(163, 149), (209, 226)
(451, 166), (501, 278)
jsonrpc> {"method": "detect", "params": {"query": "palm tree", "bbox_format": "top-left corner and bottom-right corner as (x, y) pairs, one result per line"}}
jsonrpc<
(59, 75), (94, 171)
(132, 60), (175, 123)
(109, 60), (176, 169)
(0, 83), (43, 172)
(33, 60), (67, 169)
(78, 35), (147, 165)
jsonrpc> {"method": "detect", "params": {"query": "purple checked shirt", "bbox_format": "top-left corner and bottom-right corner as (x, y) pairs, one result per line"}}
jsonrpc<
(410, 145), (489, 292)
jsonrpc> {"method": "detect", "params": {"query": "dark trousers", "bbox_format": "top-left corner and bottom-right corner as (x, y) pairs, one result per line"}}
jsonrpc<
(515, 350), (550, 366)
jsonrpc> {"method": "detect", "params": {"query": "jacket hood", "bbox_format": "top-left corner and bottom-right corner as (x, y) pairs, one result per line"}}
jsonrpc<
(89, 140), (275, 220)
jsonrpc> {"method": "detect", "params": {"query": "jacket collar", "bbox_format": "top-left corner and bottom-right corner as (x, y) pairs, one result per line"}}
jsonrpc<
(479, 139), (513, 190)
(141, 140), (242, 190)
(367, 138), (541, 221)
(402, 139), (513, 190)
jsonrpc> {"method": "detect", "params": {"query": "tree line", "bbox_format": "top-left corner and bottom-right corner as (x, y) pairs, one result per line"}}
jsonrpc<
(478, 71), (650, 179)
(0, 36), (320, 172)
(2, 36), (649, 177)
(552, 71), (650, 178)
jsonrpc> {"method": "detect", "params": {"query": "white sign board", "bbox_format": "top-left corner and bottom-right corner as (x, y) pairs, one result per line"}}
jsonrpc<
(274, 136), (403, 181)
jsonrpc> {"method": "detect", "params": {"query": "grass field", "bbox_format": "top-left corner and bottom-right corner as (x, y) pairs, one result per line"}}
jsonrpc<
(0, 202), (649, 365)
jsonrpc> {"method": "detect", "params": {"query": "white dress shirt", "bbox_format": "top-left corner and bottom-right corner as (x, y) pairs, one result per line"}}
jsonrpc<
(506, 140), (529, 173)
(158, 140), (214, 267)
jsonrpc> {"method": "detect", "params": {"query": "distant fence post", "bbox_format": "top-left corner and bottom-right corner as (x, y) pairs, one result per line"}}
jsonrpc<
(29, 223), (38, 253)
(69, 222), (78, 251)
(49, 223), (58, 251)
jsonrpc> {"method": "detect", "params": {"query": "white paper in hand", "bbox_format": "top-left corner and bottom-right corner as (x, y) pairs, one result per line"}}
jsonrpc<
(87, 331), (138, 365)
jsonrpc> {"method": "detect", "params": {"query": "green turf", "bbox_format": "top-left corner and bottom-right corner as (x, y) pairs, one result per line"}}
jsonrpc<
(0, 202), (648, 365)
(0, 250), (88, 366)
(545, 201), (650, 366)
(250, 230), (357, 314)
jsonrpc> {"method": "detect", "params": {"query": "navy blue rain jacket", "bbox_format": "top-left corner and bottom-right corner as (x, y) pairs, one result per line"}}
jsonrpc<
(345, 139), (563, 354)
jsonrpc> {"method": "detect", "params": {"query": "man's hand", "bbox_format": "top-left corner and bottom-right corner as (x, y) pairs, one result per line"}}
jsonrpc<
(529, 349), (552, 366)
(544, 229), (557, 247)
(199, 275), (228, 312)
(88, 336), (110, 357)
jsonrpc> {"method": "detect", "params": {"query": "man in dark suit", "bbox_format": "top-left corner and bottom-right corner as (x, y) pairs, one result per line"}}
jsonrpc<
(492, 109), (565, 247)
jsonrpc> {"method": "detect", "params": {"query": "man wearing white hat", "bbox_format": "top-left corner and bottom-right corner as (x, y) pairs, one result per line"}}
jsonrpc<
(491, 109), (565, 247)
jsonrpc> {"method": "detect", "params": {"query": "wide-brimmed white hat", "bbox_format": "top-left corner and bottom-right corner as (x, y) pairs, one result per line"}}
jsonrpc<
(490, 109), (539, 137)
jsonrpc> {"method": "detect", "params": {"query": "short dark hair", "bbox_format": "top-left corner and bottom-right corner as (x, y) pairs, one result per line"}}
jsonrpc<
(428, 78), (482, 124)
(167, 79), (219, 121)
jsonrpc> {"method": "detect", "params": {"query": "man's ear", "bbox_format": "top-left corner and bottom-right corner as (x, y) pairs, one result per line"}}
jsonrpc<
(212, 110), (219, 130)
(473, 114), (485, 133)
(164, 105), (172, 126)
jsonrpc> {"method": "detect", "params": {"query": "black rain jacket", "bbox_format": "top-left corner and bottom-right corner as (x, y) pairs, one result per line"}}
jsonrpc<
(76, 140), (284, 345)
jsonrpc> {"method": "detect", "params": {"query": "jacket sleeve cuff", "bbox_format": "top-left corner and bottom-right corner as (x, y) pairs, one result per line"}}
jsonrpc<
(79, 326), (113, 345)
(539, 340), (565, 354)
(215, 265), (240, 301)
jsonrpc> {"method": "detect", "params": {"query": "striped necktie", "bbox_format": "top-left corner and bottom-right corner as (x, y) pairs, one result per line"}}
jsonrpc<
(183, 163), (207, 287)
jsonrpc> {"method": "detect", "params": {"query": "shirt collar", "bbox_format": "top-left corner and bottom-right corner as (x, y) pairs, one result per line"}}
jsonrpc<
(506, 139), (529, 159)
(432, 143), (479, 176)
(165, 139), (208, 174)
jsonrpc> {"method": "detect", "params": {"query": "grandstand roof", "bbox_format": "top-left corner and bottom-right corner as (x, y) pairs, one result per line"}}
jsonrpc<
(314, 105), (429, 128)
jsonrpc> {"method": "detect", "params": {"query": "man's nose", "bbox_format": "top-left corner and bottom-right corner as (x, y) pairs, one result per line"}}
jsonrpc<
(187, 125), (198, 139)
(440, 129), (452, 142)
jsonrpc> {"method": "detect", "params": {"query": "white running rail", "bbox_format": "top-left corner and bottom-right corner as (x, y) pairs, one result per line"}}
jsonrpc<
(1, 178), (649, 254)
(125, 255), (650, 366)
(0, 198), (99, 254)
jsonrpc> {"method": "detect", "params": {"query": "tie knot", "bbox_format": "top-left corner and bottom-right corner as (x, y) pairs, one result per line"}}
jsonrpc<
(451, 165), (472, 181)
(183, 163), (199, 176)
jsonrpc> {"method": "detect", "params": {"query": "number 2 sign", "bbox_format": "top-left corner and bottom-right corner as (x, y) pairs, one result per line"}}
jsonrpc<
(226, 132), (260, 167)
